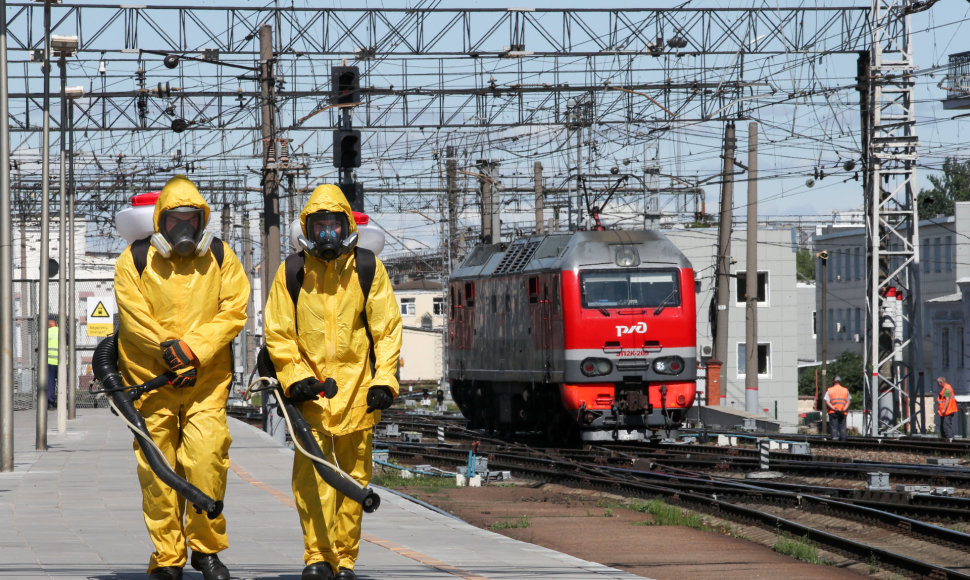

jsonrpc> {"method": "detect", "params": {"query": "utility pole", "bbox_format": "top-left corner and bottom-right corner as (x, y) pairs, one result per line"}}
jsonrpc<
(478, 160), (499, 244)
(36, 0), (52, 450)
(818, 250), (829, 433)
(713, 122), (736, 406)
(744, 122), (758, 414)
(1, 0), (13, 471)
(535, 161), (544, 235)
(446, 147), (459, 262)
(56, 48), (68, 434)
(259, 24), (279, 308)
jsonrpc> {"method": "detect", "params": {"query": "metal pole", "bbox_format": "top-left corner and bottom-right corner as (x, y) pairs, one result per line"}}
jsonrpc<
(818, 251), (829, 433)
(744, 122), (758, 414)
(67, 101), (76, 420)
(36, 0), (52, 450)
(534, 161), (544, 235)
(259, 24), (279, 310)
(56, 54), (67, 434)
(0, 0), (14, 471)
(713, 122), (736, 406)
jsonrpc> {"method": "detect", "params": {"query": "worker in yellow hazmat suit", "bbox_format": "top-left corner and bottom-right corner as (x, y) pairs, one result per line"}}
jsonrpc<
(114, 175), (249, 580)
(265, 184), (402, 580)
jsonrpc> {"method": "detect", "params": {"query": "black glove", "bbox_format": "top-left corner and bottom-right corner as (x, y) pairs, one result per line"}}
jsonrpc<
(366, 385), (394, 413)
(160, 339), (194, 371)
(288, 377), (338, 402)
(170, 368), (197, 389)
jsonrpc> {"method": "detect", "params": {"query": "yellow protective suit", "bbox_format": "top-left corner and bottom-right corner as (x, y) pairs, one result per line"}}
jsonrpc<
(265, 183), (402, 573)
(114, 175), (250, 573)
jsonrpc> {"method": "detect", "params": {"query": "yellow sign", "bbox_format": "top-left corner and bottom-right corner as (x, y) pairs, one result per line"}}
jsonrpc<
(91, 301), (110, 318)
(87, 297), (115, 337)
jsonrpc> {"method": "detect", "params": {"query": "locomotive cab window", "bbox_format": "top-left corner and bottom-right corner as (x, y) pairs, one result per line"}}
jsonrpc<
(580, 270), (679, 309)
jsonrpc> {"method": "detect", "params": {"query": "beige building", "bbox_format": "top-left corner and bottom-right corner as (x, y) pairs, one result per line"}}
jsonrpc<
(393, 280), (446, 386)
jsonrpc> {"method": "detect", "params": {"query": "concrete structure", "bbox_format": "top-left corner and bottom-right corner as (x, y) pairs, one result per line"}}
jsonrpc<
(665, 227), (800, 426)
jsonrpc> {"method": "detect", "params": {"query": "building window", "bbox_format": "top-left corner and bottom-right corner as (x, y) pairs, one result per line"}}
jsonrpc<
(854, 308), (861, 342)
(734, 271), (768, 304)
(400, 297), (416, 316)
(922, 239), (930, 273)
(854, 247), (862, 280)
(833, 250), (841, 282)
(737, 343), (771, 377)
(837, 308), (844, 340)
(827, 253), (834, 281)
(812, 311), (817, 338)
(433, 297), (444, 316)
(828, 309), (834, 340)
(934, 237), (942, 272)
(945, 236), (953, 272)
(942, 327), (950, 369)
(957, 326), (966, 369)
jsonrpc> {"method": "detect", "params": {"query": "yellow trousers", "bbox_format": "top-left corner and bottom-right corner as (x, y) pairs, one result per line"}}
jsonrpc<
(293, 428), (372, 571)
(134, 406), (231, 572)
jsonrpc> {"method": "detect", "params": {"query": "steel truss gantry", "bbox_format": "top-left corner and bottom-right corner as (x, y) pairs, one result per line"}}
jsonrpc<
(864, 0), (924, 436)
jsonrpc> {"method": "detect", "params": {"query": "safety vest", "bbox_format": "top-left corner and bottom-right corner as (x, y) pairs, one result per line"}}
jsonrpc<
(827, 384), (849, 413)
(47, 326), (59, 365)
(938, 383), (958, 416)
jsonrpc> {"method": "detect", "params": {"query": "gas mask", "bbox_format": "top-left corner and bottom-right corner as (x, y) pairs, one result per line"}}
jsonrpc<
(153, 206), (210, 257)
(300, 211), (358, 261)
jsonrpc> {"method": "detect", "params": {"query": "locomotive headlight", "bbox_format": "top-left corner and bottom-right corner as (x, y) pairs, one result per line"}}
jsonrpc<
(580, 357), (613, 377)
(652, 356), (685, 375)
(614, 246), (640, 267)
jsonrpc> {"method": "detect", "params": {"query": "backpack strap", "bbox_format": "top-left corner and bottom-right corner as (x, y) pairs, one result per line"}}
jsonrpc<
(355, 247), (377, 377)
(210, 237), (225, 268)
(131, 236), (151, 277)
(284, 251), (306, 312)
(131, 235), (225, 277)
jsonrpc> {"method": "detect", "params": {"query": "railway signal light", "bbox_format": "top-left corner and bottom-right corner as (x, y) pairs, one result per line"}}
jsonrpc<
(331, 66), (360, 105)
(333, 129), (361, 168)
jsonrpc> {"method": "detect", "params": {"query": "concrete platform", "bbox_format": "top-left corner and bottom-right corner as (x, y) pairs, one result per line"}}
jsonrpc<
(0, 409), (646, 579)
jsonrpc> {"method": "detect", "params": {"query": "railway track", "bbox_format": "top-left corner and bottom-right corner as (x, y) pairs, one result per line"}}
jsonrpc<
(375, 416), (970, 579)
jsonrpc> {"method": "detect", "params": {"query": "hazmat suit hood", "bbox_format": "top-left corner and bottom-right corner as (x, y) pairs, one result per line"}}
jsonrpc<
(300, 183), (358, 245)
(153, 175), (211, 232)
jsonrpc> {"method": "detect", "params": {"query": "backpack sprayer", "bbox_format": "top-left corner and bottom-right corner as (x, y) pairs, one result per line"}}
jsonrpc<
(91, 334), (223, 519)
(248, 347), (381, 513)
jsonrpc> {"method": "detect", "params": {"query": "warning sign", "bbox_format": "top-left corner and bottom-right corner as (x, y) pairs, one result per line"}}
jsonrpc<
(91, 301), (110, 318)
(86, 297), (115, 337)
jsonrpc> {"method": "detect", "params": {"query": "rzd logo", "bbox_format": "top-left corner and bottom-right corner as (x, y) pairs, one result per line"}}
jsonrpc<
(616, 321), (647, 337)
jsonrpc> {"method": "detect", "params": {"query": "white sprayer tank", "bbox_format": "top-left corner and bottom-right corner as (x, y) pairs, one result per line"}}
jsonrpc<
(115, 191), (159, 243)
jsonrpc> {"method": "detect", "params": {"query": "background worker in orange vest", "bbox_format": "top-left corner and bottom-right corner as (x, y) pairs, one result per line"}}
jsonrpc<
(936, 376), (958, 442)
(824, 376), (851, 441)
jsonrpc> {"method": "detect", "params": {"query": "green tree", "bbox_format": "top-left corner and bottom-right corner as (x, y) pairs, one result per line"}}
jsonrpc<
(795, 248), (815, 281)
(917, 157), (970, 219)
(797, 351), (864, 410)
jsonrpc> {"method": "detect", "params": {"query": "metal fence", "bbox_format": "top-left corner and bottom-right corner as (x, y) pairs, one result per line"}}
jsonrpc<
(13, 277), (260, 411)
(15, 277), (118, 410)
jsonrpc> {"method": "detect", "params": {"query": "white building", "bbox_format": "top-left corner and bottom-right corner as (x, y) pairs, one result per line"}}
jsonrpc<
(665, 228), (801, 426)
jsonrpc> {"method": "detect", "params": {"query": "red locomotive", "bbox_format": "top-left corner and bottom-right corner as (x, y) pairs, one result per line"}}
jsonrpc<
(447, 229), (697, 443)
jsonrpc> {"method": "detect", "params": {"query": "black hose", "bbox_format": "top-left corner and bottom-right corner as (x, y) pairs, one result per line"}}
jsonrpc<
(257, 348), (381, 513)
(93, 335), (223, 519)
